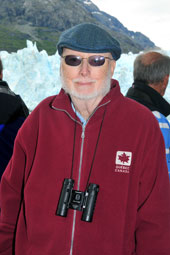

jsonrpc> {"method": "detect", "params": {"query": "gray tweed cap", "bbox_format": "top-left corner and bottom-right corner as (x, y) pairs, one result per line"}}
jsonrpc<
(57, 23), (121, 60)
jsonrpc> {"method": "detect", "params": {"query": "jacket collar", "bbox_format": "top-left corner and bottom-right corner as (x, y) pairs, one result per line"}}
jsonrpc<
(133, 80), (170, 117)
(0, 80), (9, 88)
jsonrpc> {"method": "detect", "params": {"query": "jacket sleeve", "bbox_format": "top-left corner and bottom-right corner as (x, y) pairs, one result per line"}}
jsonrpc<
(152, 111), (170, 178)
(16, 95), (30, 118)
(0, 117), (26, 179)
(0, 103), (39, 255)
(135, 125), (170, 254)
(0, 137), (26, 255)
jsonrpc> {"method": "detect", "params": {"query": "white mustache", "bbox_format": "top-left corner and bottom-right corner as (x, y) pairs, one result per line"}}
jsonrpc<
(72, 79), (96, 83)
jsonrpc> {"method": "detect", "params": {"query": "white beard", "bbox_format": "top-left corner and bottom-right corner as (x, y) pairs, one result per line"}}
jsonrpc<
(60, 69), (112, 101)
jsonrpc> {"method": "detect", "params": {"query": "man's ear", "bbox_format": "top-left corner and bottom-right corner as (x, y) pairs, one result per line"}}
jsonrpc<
(166, 74), (169, 82)
(110, 61), (116, 77)
(159, 75), (169, 96)
(163, 75), (169, 87)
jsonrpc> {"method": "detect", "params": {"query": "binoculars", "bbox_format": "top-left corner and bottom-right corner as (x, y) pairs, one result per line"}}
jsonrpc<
(56, 178), (99, 222)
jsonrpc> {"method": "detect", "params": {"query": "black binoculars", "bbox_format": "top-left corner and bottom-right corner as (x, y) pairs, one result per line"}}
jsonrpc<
(56, 178), (99, 222)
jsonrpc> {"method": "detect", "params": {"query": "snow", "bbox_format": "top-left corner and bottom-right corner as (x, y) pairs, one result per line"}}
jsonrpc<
(92, 11), (102, 15)
(0, 40), (170, 115)
(83, 0), (92, 5)
(0, 41), (61, 111)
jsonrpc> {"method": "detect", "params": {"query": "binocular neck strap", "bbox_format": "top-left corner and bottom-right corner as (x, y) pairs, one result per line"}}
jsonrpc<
(70, 105), (107, 189)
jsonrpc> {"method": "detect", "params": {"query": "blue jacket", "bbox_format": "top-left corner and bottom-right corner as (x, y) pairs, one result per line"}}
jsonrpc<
(152, 111), (170, 178)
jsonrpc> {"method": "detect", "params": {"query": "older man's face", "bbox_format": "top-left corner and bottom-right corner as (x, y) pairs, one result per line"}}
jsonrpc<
(60, 48), (116, 101)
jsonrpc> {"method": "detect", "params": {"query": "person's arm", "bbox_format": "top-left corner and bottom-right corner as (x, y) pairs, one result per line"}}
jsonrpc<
(0, 136), (26, 254)
(0, 117), (26, 179)
(152, 111), (170, 178)
(16, 95), (30, 117)
(135, 128), (170, 254)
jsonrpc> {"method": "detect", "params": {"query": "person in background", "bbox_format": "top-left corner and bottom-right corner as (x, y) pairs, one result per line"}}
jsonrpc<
(126, 51), (170, 178)
(0, 23), (170, 255)
(0, 58), (29, 179)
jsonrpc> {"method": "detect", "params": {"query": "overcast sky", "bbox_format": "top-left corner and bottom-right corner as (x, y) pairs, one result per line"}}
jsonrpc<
(92, 0), (170, 50)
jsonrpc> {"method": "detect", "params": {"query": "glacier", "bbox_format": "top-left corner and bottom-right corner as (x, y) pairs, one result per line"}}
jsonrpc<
(0, 40), (170, 113)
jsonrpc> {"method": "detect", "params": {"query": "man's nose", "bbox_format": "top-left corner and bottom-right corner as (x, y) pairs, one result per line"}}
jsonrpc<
(79, 59), (90, 76)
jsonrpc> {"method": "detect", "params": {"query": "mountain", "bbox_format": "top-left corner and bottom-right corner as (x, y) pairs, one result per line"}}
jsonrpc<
(0, 0), (156, 55)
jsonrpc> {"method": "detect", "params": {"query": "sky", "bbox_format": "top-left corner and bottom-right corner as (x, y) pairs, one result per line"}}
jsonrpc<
(92, 0), (170, 50)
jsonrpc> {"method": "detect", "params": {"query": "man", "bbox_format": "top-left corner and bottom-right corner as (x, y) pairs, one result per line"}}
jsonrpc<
(0, 58), (29, 179)
(126, 51), (170, 178)
(0, 23), (170, 255)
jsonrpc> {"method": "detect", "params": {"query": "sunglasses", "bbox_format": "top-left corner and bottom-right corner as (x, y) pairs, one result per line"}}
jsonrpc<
(61, 55), (113, 67)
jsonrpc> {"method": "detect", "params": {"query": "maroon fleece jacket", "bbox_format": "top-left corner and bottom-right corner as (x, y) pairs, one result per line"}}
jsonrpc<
(0, 80), (170, 255)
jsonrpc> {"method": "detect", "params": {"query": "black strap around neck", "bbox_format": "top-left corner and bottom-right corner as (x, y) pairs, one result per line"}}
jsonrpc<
(70, 106), (107, 189)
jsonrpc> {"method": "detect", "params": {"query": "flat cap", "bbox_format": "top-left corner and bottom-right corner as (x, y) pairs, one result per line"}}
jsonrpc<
(57, 23), (121, 60)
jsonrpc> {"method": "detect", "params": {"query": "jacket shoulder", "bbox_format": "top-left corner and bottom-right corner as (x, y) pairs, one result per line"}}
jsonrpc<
(118, 96), (160, 131)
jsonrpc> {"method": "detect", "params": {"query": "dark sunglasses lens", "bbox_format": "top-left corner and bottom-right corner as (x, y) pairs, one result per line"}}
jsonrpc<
(65, 55), (81, 66)
(89, 56), (105, 66)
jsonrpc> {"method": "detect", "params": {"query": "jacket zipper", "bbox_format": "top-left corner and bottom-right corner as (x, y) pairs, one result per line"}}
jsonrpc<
(70, 125), (85, 255)
(52, 101), (110, 255)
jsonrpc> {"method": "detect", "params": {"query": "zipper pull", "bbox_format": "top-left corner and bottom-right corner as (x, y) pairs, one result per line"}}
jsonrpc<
(81, 126), (85, 139)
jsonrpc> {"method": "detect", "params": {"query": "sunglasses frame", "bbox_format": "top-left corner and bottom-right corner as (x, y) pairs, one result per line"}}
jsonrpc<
(61, 55), (113, 67)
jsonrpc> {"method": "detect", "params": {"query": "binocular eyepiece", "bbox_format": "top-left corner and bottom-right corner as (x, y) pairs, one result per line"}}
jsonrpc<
(56, 178), (99, 222)
(56, 179), (74, 218)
